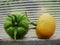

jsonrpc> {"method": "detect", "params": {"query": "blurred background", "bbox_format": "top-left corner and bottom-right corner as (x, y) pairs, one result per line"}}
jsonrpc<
(0, 0), (60, 40)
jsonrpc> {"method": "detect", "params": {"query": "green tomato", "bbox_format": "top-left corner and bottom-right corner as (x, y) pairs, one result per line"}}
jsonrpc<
(4, 12), (30, 40)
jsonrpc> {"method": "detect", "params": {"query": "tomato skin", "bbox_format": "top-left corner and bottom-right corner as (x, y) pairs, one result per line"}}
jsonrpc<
(36, 13), (56, 39)
(4, 12), (30, 39)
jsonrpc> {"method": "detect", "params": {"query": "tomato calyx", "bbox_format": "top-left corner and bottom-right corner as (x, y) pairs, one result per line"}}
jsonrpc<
(8, 15), (19, 27)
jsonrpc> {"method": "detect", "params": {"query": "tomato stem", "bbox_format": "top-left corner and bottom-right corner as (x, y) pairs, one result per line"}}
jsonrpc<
(25, 12), (27, 16)
(30, 22), (36, 29)
(14, 30), (17, 40)
(8, 15), (15, 23)
(30, 22), (37, 26)
(12, 15), (17, 22)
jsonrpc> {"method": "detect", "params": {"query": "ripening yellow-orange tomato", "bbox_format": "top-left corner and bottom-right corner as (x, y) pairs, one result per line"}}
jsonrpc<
(36, 13), (56, 39)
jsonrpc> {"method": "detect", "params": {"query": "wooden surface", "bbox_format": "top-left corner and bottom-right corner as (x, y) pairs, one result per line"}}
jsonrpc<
(0, 36), (60, 45)
(0, 29), (60, 45)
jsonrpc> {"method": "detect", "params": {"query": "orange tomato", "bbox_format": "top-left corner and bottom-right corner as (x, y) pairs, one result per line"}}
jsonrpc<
(36, 13), (56, 39)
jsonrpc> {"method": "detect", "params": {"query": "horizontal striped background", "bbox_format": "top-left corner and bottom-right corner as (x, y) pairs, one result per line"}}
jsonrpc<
(0, 0), (60, 40)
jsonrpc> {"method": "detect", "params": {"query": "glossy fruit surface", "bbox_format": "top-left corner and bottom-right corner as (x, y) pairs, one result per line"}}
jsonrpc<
(4, 12), (29, 40)
(36, 13), (56, 39)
